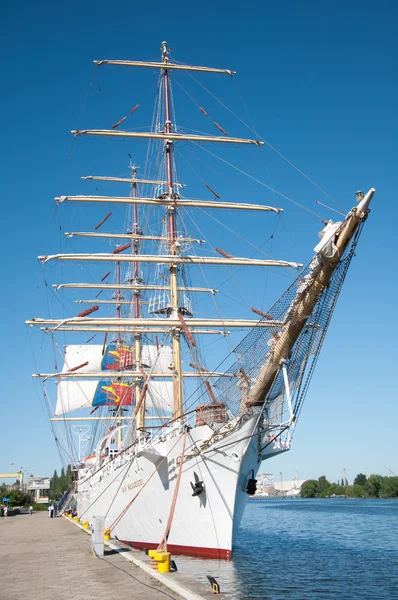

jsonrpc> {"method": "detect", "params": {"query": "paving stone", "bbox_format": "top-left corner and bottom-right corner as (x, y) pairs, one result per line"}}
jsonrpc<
(0, 511), (183, 600)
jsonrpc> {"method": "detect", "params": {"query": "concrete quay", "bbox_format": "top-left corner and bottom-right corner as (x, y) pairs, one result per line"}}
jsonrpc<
(0, 511), (227, 600)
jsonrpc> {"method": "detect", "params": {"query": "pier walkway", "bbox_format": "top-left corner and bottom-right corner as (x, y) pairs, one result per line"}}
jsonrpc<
(0, 511), (185, 600)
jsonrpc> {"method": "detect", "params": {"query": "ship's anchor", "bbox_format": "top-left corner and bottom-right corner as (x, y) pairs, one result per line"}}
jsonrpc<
(190, 472), (204, 496)
(246, 469), (257, 495)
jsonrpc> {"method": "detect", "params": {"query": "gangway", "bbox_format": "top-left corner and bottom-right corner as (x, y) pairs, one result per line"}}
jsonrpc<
(57, 489), (75, 516)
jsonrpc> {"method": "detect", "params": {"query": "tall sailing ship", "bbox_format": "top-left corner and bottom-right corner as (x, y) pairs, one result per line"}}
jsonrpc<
(27, 42), (374, 558)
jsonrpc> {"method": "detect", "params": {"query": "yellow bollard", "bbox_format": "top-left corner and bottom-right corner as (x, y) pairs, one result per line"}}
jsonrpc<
(104, 528), (110, 541)
(82, 521), (89, 529)
(148, 550), (171, 573)
(73, 516), (79, 522)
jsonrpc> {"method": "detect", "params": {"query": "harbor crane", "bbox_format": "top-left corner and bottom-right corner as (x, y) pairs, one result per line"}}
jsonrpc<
(0, 472), (23, 485)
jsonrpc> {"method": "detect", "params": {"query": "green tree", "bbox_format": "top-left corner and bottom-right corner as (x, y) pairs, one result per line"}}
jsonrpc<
(317, 475), (331, 497)
(380, 477), (398, 498)
(66, 464), (73, 489)
(50, 470), (59, 499)
(364, 474), (383, 498)
(8, 488), (31, 506)
(354, 473), (367, 486)
(352, 484), (365, 498)
(300, 480), (319, 498)
(59, 467), (67, 495)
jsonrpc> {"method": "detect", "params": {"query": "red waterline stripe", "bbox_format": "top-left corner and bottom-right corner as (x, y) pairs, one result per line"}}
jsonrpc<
(122, 539), (232, 560)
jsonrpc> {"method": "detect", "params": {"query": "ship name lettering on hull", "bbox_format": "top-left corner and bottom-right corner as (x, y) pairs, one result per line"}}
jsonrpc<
(122, 478), (144, 493)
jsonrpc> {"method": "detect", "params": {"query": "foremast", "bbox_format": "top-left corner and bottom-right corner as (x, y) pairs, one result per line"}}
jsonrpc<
(161, 41), (184, 421)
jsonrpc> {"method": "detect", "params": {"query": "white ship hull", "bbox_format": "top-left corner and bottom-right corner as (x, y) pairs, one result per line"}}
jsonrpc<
(76, 412), (287, 558)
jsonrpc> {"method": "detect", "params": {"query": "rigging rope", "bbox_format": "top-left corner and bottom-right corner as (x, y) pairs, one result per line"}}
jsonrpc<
(181, 68), (345, 211)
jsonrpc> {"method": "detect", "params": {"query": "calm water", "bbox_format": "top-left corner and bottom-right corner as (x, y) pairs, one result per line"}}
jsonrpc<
(176, 498), (398, 599)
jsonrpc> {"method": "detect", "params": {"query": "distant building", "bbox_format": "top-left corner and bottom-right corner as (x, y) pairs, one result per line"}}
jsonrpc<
(254, 474), (306, 497)
(27, 476), (50, 503)
(274, 479), (306, 496)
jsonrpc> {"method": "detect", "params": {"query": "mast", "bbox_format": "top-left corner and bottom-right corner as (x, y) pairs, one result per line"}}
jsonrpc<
(130, 164), (144, 431)
(161, 41), (183, 421)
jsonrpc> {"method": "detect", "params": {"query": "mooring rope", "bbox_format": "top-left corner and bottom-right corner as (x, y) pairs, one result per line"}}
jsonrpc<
(157, 427), (188, 552)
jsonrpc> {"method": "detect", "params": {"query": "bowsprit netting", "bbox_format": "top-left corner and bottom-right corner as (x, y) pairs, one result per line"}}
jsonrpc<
(208, 222), (364, 425)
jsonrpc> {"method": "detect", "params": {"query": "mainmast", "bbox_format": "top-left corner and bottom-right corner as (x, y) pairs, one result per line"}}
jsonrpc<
(161, 41), (183, 420)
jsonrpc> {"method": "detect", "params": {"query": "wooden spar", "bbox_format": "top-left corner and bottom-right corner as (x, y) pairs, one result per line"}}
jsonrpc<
(65, 232), (201, 242)
(57, 195), (281, 213)
(247, 189), (375, 407)
(159, 272), (170, 283)
(71, 130), (263, 146)
(34, 371), (235, 379)
(102, 332), (107, 356)
(50, 416), (169, 421)
(27, 317), (284, 328)
(252, 307), (273, 320)
(67, 361), (89, 372)
(213, 122), (227, 135)
(101, 271), (111, 281)
(205, 184), (220, 199)
(40, 254), (301, 268)
(76, 299), (144, 305)
(53, 283), (217, 293)
(94, 59), (236, 76)
(134, 378), (149, 416)
(94, 212), (112, 230)
(216, 247), (233, 259)
(81, 176), (185, 187)
(113, 243), (131, 254)
(77, 305), (99, 317)
(39, 326), (230, 335)
(130, 104), (139, 114)
(189, 363), (208, 372)
(178, 313), (196, 347)
(205, 380), (217, 403)
(112, 116), (127, 129)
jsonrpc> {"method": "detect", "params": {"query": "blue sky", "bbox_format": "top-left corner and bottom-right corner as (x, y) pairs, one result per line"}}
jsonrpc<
(1, 0), (397, 484)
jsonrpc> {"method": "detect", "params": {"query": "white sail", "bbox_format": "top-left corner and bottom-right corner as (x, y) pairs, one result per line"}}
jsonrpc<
(62, 345), (103, 373)
(146, 381), (173, 412)
(55, 379), (174, 415)
(55, 381), (97, 415)
(61, 344), (172, 373)
(141, 345), (172, 372)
